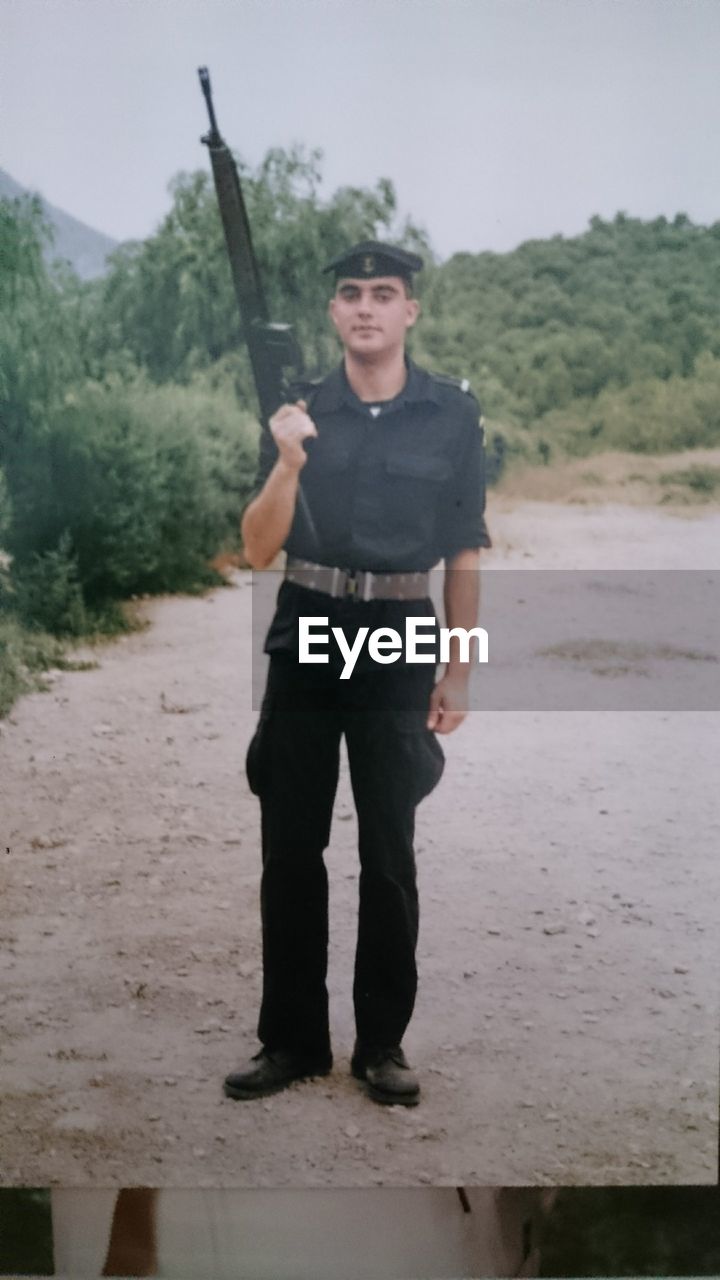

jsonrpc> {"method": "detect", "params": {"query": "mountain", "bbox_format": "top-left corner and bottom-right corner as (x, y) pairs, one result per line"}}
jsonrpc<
(0, 168), (119, 280)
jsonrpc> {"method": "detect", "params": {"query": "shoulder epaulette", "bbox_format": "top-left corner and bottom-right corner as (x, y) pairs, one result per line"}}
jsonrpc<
(429, 370), (473, 395)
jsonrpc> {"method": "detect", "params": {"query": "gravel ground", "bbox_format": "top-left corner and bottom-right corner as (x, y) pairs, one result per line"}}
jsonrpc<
(1, 501), (717, 1187)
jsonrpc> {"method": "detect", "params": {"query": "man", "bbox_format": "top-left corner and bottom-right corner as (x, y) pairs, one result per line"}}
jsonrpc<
(224, 240), (491, 1107)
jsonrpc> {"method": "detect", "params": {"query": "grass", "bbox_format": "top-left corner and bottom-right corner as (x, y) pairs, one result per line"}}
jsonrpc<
(659, 464), (720, 496)
(0, 607), (140, 720)
(495, 446), (720, 506)
(0, 547), (227, 721)
(0, 617), (70, 718)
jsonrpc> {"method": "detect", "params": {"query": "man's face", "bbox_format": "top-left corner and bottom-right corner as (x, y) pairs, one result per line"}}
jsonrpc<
(328, 276), (420, 357)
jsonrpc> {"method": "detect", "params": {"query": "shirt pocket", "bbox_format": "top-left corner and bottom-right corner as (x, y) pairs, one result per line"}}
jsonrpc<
(309, 443), (353, 474)
(381, 454), (453, 551)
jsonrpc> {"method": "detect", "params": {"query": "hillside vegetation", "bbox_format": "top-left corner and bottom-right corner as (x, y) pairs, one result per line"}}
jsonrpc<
(1, 148), (719, 688)
(417, 213), (720, 473)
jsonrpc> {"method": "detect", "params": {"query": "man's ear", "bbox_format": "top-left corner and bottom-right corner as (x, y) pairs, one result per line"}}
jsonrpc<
(328, 297), (339, 329)
(406, 298), (420, 329)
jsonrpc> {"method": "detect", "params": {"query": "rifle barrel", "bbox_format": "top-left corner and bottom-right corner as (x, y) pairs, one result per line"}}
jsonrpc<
(197, 66), (221, 144)
(196, 68), (320, 551)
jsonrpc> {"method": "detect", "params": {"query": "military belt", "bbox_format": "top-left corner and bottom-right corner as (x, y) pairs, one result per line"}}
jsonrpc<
(285, 556), (430, 602)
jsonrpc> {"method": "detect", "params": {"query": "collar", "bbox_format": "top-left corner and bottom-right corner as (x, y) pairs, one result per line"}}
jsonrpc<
(309, 358), (442, 415)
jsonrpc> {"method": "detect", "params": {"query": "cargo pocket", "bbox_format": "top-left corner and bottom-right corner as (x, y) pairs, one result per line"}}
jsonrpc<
(395, 708), (446, 805)
(245, 699), (274, 798)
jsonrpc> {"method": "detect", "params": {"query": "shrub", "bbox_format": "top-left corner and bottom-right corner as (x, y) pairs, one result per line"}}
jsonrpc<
(7, 377), (259, 606)
(12, 531), (88, 635)
(659, 465), (720, 495)
(536, 355), (720, 457)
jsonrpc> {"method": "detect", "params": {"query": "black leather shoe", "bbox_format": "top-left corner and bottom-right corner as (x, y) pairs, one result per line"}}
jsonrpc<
(223, 1048), (332, 1100)
(351, 1042), (420, 1106)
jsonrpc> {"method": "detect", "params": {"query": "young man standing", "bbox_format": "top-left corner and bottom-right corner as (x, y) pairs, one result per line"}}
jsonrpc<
(224, 241), (490, 1106)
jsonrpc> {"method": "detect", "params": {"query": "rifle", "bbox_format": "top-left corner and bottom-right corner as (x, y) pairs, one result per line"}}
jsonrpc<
(197, 66), (317, 545)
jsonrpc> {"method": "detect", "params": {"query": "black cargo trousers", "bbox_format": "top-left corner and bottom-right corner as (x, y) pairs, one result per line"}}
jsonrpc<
(246, 645), (445, 1061)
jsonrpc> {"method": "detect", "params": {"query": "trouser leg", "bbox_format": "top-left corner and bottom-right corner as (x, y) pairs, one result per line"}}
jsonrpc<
(252, 662), (341, 1059)
(345, 673), (442, 1047)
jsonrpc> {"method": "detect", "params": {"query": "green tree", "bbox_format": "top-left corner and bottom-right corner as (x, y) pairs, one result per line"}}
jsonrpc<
(92, 146), (431, 389)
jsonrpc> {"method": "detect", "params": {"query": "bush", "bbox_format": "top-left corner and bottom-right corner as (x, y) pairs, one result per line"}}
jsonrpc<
(659, 464), (720, 495)
(535, 354), (720, 457)
(12, 531), (88, 635)
(7, 376), (259, 607)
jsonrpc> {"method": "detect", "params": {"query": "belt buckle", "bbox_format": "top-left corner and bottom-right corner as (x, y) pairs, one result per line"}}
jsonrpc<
(344, 570), (359, 599)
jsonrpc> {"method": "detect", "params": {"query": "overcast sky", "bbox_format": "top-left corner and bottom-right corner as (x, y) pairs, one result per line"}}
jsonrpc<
(2, 0), (718, 259)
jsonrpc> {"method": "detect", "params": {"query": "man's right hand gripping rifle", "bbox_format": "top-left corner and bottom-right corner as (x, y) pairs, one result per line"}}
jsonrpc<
(241, 401), (318, 570)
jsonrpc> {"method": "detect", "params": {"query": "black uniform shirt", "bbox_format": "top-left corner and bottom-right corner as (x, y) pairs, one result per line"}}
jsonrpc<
(254, 358), (491, 568)
(251, 358), (491, 658)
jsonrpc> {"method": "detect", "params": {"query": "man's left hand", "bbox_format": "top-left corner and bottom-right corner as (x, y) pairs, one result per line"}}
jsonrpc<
(426, 672), (470, 735)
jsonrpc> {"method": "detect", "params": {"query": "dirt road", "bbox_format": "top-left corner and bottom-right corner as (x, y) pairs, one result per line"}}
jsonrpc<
(1, 502), (718, 1187)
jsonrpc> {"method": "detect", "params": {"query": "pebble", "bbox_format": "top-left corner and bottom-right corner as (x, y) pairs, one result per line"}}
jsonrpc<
(543, 924), (567, 936)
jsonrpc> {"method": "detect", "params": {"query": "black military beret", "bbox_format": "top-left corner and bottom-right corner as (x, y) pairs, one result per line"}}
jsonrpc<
(323, 240), (424, 282)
